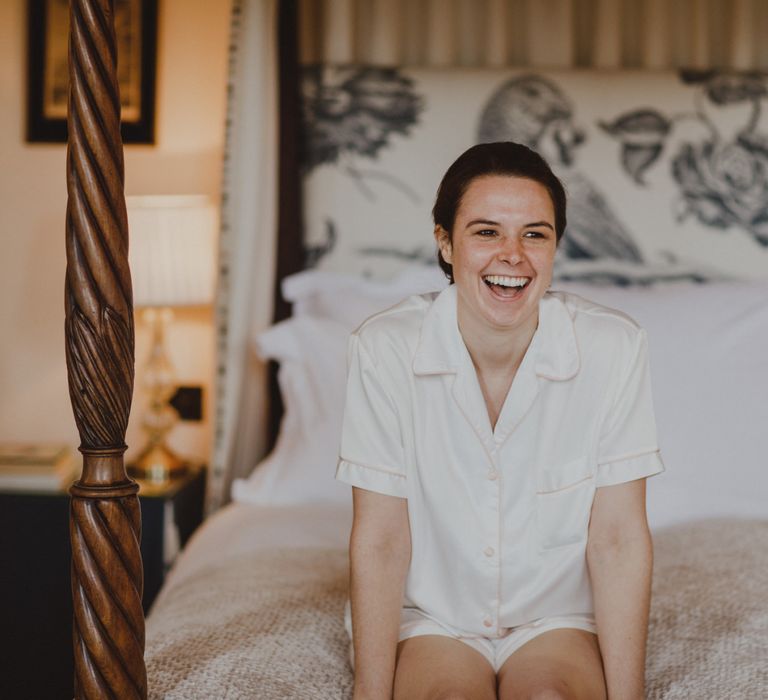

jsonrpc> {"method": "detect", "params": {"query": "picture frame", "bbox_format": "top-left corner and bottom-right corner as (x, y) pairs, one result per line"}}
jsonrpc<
(26, 0), (158, 144)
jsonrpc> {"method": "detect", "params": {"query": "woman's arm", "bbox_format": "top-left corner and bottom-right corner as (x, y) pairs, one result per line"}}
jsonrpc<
(586, 478), (653, 700)
(350, 486), (411, 700)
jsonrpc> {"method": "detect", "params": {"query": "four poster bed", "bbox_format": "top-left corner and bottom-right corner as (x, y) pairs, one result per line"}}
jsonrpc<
(64, 2), (768, 699)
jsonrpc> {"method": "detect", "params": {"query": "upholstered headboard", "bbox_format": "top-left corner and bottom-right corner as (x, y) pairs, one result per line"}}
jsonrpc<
(301, 68), (768, 284)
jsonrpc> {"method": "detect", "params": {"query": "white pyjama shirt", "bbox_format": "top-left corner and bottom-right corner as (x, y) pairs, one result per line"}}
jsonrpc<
(336, 284), (664, 637)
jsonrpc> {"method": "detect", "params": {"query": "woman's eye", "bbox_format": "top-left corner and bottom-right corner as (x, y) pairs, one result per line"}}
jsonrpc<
(477, 229), (497, 237)
(524, 230), (545, 238)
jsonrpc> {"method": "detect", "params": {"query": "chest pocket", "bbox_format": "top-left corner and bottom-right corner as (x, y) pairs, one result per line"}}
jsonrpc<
(536, 456), (596, 550)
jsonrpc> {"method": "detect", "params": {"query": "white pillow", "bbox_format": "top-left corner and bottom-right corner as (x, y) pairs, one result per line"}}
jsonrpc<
(233, 266), (448, 506)
(231, 315), (351, 506)
(283, 264), (448, 329)
(555, 280), (768, 530)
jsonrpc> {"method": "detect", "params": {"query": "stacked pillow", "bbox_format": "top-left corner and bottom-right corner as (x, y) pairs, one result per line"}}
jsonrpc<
(231, 265), (447, 507)
(233, 267), (768, 531)
(560, 281), (768, 529)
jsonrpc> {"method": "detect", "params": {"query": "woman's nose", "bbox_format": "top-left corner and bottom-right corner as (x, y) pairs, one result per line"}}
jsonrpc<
(498, 236), (523, 264)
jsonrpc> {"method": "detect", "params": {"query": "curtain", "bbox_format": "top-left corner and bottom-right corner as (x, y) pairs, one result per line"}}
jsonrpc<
(210, 0), (767, 511)
(209, 0), (279, 511)
(298, 0), (768, 69)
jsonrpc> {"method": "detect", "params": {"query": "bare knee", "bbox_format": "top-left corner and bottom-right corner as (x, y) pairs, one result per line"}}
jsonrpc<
(517, 681), (579, 700)
(427, 691), (477, 700)
(397, 686), (490, 700)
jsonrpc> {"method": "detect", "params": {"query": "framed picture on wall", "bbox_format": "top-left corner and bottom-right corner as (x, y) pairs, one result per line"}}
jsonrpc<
(26, 0), (158, 144)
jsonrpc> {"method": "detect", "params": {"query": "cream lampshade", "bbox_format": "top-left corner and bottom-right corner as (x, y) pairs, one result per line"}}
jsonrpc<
(126, 195), (217, 482)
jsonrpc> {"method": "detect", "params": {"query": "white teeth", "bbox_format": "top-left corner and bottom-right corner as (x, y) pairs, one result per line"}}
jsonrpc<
(483, 275), (530, 288)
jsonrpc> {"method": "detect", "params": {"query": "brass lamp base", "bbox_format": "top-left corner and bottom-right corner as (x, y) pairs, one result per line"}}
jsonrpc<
(127, 442), (188, 484)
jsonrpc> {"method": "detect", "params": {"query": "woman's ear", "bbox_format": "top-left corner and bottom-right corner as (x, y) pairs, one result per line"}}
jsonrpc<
(434, 226), (452, 264)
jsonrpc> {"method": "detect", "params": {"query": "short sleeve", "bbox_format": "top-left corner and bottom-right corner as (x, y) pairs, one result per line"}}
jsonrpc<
(596, 328), (665, 487)
(335, 334), (408, 498)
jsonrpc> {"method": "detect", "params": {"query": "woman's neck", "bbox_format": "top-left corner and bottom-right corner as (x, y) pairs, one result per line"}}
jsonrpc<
(457, 307), (539, 376)
(457, 308), (539, 430)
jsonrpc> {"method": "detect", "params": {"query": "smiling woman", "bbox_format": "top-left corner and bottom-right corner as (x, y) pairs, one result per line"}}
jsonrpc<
(432, 143), (566, 429)
(337, 141), (664, 700)
(437, 176), (556, 362)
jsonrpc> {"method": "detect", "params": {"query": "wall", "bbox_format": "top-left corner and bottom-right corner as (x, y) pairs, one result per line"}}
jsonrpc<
(0, 0), (233, 465)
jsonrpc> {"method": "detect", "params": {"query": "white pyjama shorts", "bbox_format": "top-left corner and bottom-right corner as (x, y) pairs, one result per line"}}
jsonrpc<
(345, 604), (597, 673)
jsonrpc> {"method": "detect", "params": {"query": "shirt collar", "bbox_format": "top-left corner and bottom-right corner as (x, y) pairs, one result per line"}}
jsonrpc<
(412, 285), (580, 381)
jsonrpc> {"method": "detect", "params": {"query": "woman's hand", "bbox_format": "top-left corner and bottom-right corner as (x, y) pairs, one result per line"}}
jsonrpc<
(350, 487), (411, 700)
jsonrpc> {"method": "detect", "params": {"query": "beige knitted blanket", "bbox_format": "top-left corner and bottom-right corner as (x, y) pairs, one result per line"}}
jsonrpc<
(646, 519), (768, 699)
(145, 519), (767, 699)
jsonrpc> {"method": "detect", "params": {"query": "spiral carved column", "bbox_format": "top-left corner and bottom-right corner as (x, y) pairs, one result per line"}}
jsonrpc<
(65, 0), (146, 698)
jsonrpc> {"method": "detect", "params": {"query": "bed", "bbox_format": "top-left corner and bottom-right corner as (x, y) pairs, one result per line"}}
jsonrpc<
(140, 274), (768, 699)
(62, 2), (768, 699)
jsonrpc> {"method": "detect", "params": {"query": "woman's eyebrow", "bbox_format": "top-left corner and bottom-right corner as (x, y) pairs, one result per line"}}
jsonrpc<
(465, 218), (555, 230)
(466, 218), (500, 227)
(525, 220), (555, 230)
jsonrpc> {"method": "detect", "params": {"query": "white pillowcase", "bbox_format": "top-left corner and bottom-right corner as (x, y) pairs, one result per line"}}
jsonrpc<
(233, 265), (448, 506)
(555, 280), (768, 530)
(283, 265), (449, 328)
(231, 315), (351, 506)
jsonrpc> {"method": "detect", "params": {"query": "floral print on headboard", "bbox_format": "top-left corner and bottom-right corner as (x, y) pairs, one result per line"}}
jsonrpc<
(301, 66), (424, 268)
(301, 65), (423, 169)
(601, 70), (768, 248)
(300, 67), (768, 282)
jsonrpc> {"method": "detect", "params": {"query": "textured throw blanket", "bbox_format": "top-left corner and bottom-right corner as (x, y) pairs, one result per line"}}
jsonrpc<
(646, 520), (768, 699)
(146, 520), (767, 699)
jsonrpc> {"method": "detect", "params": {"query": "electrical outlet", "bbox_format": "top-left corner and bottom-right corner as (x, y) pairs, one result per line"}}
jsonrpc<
(170, 386), (203, 421)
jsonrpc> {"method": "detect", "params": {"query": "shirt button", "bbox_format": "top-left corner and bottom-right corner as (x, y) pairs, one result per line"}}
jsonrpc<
(483, 617), (494, 628)
(484, 546), (495, 557)
(487, 469), (498, 480)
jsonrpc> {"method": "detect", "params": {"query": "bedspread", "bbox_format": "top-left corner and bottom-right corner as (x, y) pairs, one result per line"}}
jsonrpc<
(146, 547), (353, 699)
(145, 519), (768, 699)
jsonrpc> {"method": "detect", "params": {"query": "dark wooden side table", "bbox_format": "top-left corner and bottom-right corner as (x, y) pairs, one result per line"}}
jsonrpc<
(0, 467), (206, 700)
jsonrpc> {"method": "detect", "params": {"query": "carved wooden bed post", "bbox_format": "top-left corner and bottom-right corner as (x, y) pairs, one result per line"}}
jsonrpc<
(65, 0), (147, 697)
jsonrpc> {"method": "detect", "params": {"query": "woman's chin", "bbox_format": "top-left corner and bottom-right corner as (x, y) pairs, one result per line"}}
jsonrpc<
(479, 282), (544, 331)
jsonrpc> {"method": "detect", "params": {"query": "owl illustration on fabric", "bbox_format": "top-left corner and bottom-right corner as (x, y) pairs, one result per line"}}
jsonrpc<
(477, 74), (644, 267)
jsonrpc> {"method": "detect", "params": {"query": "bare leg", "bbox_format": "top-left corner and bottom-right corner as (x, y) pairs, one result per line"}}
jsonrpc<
(498, 629), (606, 700)
(394, 635), (497, 700)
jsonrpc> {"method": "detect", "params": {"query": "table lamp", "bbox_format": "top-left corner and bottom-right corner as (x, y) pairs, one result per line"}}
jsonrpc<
(126, 195), (217, 482)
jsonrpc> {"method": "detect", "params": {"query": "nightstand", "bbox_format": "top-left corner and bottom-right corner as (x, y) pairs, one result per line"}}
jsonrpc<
(0, 467), (206, 700)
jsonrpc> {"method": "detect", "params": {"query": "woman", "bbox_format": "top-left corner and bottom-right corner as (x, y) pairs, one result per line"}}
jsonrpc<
(336, 142), (664, 700)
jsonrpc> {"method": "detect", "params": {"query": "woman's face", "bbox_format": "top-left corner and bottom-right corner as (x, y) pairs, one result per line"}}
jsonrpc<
(435, 175), (558, 340)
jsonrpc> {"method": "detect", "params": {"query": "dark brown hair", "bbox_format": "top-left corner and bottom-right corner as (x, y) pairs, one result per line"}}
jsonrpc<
(433, 142), (567, 281)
